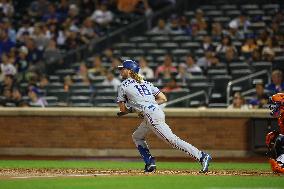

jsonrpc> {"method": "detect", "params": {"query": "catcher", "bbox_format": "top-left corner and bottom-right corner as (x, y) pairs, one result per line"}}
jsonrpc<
(266, 130), (284, 173)
(269, 93), (284, 134)
(267, 92), (284, 173)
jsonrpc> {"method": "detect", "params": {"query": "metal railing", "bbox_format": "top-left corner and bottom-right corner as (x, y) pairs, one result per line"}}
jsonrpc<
(226, 70), (270, 105)
(164, 90), (209, 107)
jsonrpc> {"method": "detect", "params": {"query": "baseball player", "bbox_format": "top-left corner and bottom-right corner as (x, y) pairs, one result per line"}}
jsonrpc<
(269, 93), (284, 134)
(266, 130), (284, 173)
(116, 60), (212, 173)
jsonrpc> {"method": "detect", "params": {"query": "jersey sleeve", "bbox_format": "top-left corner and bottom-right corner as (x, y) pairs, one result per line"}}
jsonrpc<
(150, 83), (160, 97)
(117, 84), (126, 102)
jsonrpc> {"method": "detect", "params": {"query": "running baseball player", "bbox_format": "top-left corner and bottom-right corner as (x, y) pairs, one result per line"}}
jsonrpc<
(116, 59), (211, 173)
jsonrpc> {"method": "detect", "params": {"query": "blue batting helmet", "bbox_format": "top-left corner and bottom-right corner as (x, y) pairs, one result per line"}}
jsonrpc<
(118, 60), (140, 73)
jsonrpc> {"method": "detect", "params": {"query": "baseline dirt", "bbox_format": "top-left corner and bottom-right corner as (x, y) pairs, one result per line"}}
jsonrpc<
(0, 168), (277, 179)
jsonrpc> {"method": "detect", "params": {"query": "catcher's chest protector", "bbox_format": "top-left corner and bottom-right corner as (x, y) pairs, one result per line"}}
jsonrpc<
(278, 115), (284, 134)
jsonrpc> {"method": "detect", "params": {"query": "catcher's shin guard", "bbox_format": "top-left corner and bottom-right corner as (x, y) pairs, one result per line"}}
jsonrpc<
(269, 159), (284, 173)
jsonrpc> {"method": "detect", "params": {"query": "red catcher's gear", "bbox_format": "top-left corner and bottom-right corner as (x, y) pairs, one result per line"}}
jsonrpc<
(270, 93), (284, 134)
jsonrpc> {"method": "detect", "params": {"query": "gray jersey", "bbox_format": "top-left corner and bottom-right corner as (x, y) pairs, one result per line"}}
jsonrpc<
(117, 78), (160, 112)
(117, 77), (203, 162)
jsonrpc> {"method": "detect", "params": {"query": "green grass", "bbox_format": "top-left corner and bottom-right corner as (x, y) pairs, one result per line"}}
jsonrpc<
(0, 175), (283, 189)
(0, 160), (283, 189)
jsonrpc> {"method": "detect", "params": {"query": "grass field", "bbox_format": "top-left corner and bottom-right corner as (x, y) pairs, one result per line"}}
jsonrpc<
(0, 159), (283, 189)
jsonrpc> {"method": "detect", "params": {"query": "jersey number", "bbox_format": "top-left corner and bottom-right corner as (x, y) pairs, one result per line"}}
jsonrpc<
(134, 84), (151, 96)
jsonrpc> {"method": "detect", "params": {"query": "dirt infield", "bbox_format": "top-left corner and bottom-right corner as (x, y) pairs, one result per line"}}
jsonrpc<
(0, 168), (276, 179)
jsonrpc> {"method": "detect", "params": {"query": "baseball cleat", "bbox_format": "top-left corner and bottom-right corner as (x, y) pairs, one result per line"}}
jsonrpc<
(144, 157), (156, 172)
(200, 152), (212, 173)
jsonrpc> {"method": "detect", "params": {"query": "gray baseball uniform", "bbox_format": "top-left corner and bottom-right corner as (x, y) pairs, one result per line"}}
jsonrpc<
(117, 78), (202, 161)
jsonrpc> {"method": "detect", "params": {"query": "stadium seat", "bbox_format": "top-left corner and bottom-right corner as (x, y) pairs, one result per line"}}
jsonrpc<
(47, 89), (69, 103)
(70, 96), (91, 104)
(165, 89), (190, 107)
(43, 96), (58, 107)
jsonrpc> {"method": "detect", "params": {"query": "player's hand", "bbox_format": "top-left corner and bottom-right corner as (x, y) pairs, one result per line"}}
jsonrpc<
(138, 112), (144, 119)
(117, 111), (128, 117)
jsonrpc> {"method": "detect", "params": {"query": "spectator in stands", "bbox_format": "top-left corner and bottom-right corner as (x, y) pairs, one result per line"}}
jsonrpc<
(168, 14), (183, 34)
(91, 2), (113, 26)
(249, 81), (269, 109)
(266, 70), (284, 94)
(222, 47), (239, 74)
(256, 30), (270, 48)
(11, 87), (26, 107)
(28, 0), (50, 18)
(65, 29), (81, 51)
(56, 0), (70, 22)
(62, 4), (80, 33)
(42, 4), (61, 25)
(179, 16), (191, 36)
(241, 37), (258, 59)
(28, 86), (47, 107)
(102, 71), (121, 91)
(79, 0), (95, 18)
(227, 92), (249, 109)
(262, 37), (276, 62)
(16, 19), (34, 41)
(102, 47), (114, 63)
(38, 75), (49, 90)
(0, 74), (16, 95)
(26, 38), (43, 65)
(43, 39), (62, 73)
(201, 36), (214, 52)
(117, 0), (152, 15)
(0, 0), (14, 17)
(248, 49), (261, 63)
(196, 50), (219, 73)
(161, 77), (181, 93)
(109, 57), (121, 76)
(0, 53), (17, 80)
(0, 30), (15, 57)
(138, 56), (154, 79)
(1, 18), (16, 43)
(117, 0), (140, 13)
(76, 63), (90, 85)
(31, 24), (49, 51)
(226, 20), (244, 40)
(15, 46), (30, 82)
(184, 53), (202, 75)
(190, 9), (207, 31)
(150, 18), (170, 34)
(63, 75), (73, 92)
(228, 12), (251, 33)
(215, 35), (237, 57)
(155, 54), (177, 79)
(176, 63), (191, 83)
(88, 55), (107, 78)
(211, 22), (224, 41)
(80, 17), (98, 44)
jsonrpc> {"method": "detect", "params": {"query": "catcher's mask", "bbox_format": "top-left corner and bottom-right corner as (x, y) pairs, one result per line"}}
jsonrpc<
(266, 130), (279, 147)
(269, 93), (284, 117)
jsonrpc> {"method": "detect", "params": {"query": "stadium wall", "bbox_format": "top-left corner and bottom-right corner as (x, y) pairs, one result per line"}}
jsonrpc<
(0, 108), (270, 158)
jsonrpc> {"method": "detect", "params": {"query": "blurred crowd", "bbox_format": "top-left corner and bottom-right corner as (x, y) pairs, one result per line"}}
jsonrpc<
(0, 0), (174, 107)
(0, 1), (283, 108)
